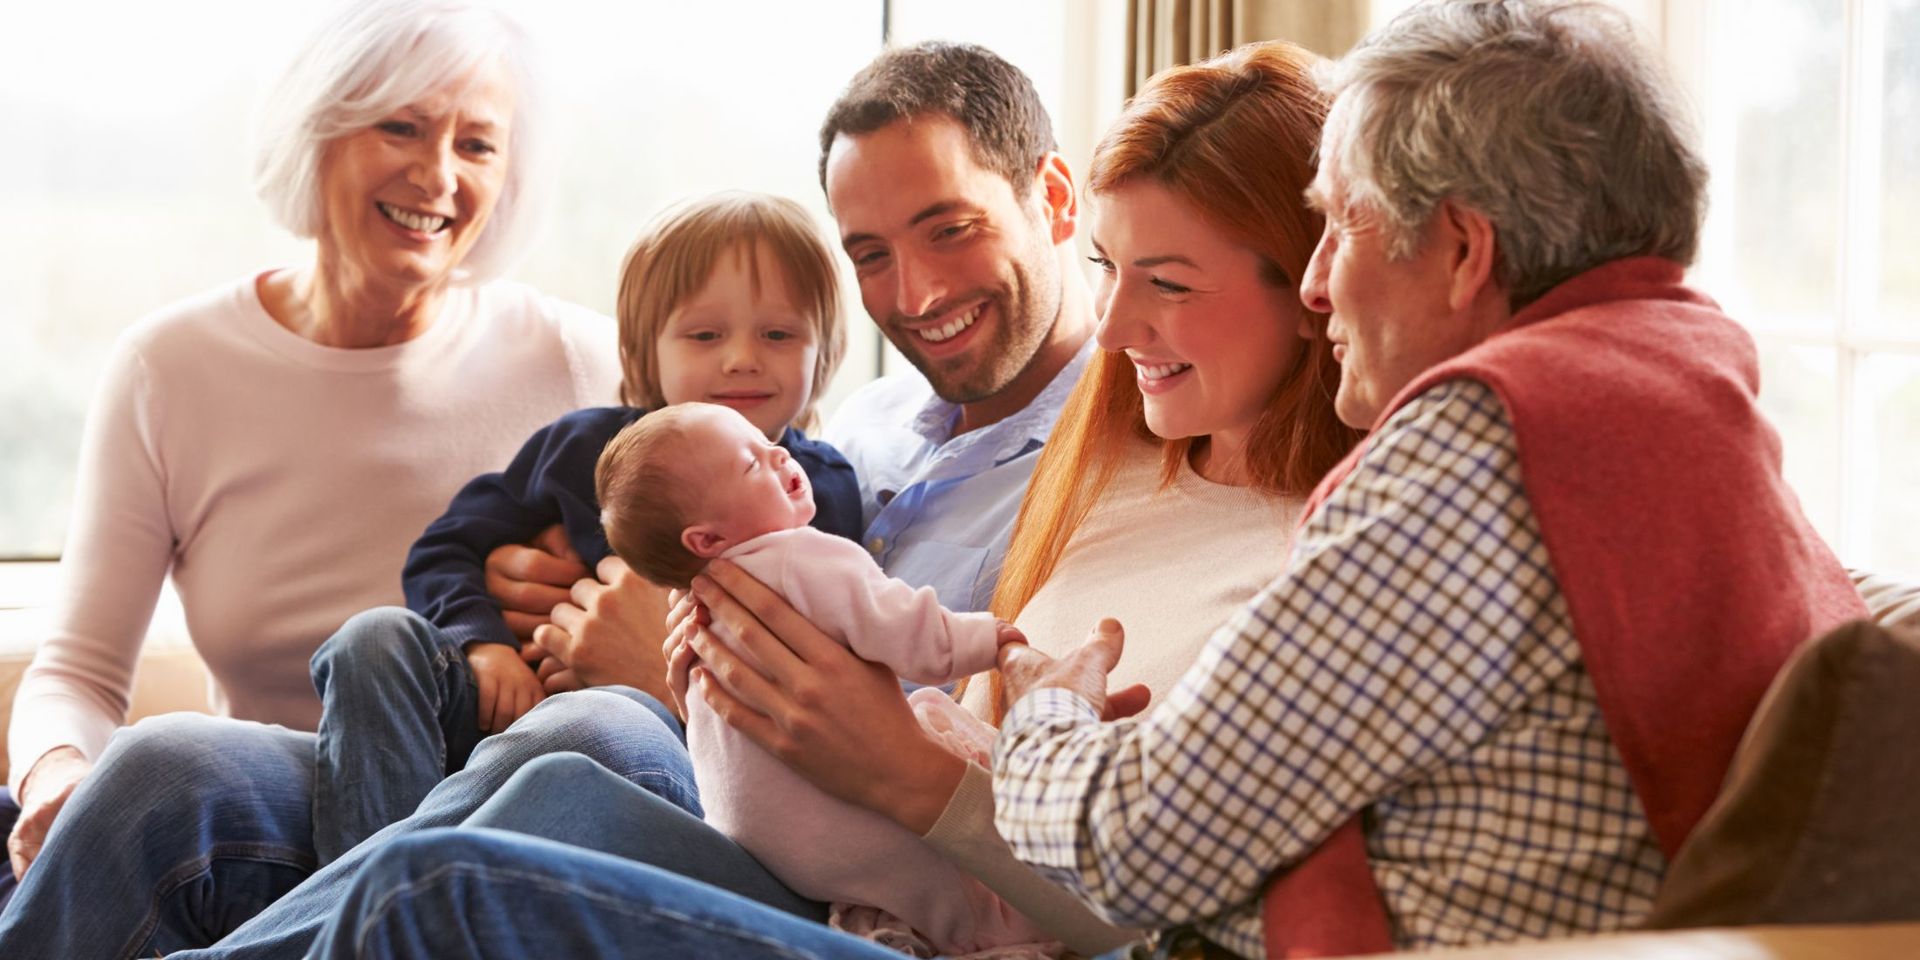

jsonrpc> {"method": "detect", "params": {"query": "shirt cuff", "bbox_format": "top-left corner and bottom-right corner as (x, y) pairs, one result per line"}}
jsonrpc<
(999, 686), (1101, 742)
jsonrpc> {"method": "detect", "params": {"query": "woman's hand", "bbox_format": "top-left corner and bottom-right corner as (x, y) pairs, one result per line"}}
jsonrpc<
(8, 746), (92, 880)
(533, 556), (672, 702)
(687, 560), (967, 835)
(486, 524), (589, 641)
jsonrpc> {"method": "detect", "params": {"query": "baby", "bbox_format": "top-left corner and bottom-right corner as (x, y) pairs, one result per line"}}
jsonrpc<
(597, 402), (1055, 957)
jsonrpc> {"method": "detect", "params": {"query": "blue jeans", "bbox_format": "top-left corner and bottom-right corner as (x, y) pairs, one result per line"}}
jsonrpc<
(464, 751), (823, 921)
(309, 607), (486, 865)
(0, 787), (19, 911)
(0, 686), (695, 960)
(309, 828), (904, 960)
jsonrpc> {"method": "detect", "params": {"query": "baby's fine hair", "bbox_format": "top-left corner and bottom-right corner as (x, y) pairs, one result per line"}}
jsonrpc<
(595, 407), (708, 589)
(614, 192), (847, 432)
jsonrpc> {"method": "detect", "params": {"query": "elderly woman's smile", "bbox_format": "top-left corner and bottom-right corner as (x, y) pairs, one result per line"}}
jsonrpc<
(317, 63), (515, 291)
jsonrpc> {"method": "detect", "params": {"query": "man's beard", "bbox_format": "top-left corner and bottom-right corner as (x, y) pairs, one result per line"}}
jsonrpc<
(887, 259), (1061, 405)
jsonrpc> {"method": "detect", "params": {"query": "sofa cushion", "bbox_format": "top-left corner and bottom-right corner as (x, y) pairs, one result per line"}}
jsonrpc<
(1644, 618), (1920, 927)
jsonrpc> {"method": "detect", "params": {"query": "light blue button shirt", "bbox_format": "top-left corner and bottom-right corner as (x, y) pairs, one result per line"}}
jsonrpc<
(823, 342), (1094, 613)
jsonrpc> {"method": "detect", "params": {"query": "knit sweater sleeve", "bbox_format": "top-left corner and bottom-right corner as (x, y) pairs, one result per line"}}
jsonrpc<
(402, 407), (636, 650)
(9, 338), (171, 795)
(775, 532), (1000, 685)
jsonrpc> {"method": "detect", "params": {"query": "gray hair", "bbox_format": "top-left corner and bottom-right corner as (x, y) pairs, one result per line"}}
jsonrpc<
(251, 0), (549, 284)
(1318, 0), (1709, 308)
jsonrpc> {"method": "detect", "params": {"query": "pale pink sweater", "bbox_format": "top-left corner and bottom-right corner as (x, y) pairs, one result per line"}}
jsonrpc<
(691, 527), (1036, 954)
(9, 273), (619, 795)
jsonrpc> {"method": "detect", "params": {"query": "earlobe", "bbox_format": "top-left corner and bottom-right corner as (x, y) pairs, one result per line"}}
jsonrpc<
(1442, 199), (1499, 313)
(1036, 152), (1078, 244)
(682, 525), (729, 559)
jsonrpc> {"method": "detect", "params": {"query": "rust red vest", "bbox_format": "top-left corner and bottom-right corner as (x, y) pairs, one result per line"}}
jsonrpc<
(1257, 258), (1867, 958)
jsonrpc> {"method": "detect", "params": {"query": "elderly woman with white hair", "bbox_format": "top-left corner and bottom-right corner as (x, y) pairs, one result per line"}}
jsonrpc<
(0, 0), (618, 951)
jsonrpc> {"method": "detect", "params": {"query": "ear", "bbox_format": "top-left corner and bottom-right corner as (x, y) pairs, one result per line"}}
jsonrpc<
(681, 524), (730, 559)
(1438, 199), (1500, 313)
(1034, 152), (1078, 245)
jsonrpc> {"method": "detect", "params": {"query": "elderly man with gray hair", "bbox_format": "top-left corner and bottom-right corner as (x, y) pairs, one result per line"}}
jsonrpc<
(991, 1), (1867, 956)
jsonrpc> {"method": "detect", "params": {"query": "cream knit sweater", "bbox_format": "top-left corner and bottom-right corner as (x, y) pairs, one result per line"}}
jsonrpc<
(9, 273), (619, 795)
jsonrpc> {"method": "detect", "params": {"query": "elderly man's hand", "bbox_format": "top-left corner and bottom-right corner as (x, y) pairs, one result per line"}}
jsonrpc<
(997, 618), (1151, 721)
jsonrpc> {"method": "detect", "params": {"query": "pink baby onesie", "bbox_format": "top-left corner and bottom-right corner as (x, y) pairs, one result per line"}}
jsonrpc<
(689, 526), (1053, 955)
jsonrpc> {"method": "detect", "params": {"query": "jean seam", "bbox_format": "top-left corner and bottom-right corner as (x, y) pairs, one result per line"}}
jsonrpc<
(123, 843), (316, 960)
(355, 861), (822, 960)
(626, 766), (699, 807)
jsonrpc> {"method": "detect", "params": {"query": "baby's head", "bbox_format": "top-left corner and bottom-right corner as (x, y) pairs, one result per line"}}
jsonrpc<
(614, 191), (848, 438)
(596, 403), (817, 589)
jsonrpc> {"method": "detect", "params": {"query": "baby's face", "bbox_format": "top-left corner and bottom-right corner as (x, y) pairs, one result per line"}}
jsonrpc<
(681, 403), (816, 554)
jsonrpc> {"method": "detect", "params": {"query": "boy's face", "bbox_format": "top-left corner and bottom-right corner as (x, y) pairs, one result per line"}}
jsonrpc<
(655, 242), (819, 439)
(678, 404), (817, 558)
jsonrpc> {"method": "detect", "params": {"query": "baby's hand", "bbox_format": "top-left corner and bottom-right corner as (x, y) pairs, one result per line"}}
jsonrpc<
(466, 642), (547, 733)
(995, 619), (1027, 649)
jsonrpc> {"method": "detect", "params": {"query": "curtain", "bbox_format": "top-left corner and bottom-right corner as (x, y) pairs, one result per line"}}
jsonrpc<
(1125, 0), (1371, 96)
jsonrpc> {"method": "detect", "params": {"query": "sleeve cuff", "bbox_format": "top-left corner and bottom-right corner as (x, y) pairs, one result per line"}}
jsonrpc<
(999, 686), (1101, 740)
(953, 614), (1003, 677)
(8, 690), (122, 797)
(436, 605), (521, 651)
(923, 760), (994, 844)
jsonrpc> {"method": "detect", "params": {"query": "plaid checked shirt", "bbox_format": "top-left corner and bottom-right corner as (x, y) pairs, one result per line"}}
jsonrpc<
(992, 379), (1666, 957)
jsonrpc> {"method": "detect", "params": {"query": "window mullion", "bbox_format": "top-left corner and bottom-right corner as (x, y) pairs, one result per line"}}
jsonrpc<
(1838, 0), (1888, 565)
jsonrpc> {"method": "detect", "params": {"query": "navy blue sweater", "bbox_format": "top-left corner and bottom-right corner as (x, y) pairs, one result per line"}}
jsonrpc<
(403, 406), (863, 651)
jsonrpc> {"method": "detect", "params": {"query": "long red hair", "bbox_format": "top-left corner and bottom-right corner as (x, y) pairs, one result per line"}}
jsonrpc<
(966, 41), (1362, 720)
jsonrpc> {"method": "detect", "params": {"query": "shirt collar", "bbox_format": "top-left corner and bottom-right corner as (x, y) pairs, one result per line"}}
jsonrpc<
(907, 339), (1096, 468)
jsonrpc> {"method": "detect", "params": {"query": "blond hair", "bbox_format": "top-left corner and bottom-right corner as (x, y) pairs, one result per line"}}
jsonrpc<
(615, 192), (847, 431)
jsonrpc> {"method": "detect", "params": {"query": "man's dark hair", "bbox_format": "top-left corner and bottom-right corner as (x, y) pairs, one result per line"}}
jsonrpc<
(818, 41), (1057, 196)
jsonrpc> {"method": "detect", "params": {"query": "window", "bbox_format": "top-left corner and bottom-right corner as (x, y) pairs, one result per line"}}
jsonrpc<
(0, 0), (886, 561)
(1670, 0), (1920, 578)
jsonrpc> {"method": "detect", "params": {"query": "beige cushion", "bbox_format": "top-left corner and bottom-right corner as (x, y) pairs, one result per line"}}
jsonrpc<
(0, 645), (211, 786)
(1645, 619), (1920, 928)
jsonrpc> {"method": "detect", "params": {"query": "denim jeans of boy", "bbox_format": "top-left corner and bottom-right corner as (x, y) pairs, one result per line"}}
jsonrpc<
(309, 607), (487, 865)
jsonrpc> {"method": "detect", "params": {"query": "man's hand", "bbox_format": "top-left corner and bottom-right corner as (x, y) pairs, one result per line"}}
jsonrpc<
(466, 642), (546, 733)
(486, 524), (588, 641)
(997, 618), (1151, 721)
(533, 556), (672, 702)
(8, 746), (92, 880)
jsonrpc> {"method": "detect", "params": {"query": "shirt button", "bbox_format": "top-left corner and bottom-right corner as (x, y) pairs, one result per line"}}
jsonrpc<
(868, 537), (886, 554)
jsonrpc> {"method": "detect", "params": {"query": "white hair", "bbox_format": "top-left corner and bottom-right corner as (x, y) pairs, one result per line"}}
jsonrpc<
(251, 0), (550, 284)
(1318, 0), (1709, 308)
